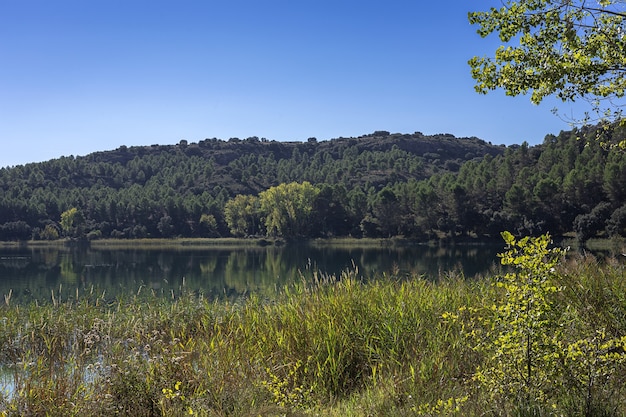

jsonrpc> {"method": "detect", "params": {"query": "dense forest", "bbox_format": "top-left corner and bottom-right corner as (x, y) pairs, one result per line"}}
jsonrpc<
(1, 126), (625, 242)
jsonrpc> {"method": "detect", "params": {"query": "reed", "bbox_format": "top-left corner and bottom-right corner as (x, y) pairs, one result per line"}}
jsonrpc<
(0, 255), (624, 416)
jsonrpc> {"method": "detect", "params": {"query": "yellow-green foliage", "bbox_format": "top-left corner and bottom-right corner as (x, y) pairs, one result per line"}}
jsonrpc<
(259, 181), (319, 238)
(444, 232), (626, 416)
(0, 246), (626, 416)
(260, 359), (314, 409)
(478, 232), (566, 407)
(160, 381), (194, 416)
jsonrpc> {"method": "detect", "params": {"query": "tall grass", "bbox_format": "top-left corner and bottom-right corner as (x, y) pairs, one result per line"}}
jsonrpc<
(0, 255), (624, 416)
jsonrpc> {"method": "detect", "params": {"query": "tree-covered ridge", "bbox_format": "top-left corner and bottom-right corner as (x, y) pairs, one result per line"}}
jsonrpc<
(0, 131), (501, 240)
(1, 125), (626, 241)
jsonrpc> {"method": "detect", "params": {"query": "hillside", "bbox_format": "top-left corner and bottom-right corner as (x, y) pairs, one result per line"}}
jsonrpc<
(0, 131), (502, 240)
(71, 131), (501, 193)
(1, 125), (626, 242)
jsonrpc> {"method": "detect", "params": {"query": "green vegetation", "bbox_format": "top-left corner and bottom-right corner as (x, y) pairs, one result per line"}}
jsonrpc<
(446, 233), (626, 415)
(1, 236), (625, 416)
(0, 131), (501, 241)
(469, 0), (626, 124)
(259, 181), (319, 238)
(2, 125), (626, 242)
(471, 232), (568, 410)
(2, 3), (625, 415)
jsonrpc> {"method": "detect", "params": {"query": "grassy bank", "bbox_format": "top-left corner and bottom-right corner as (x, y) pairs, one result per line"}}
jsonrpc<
(0, 250), (625, 416)
(0, 237), (280, 250)
(0, 235), (508, 250)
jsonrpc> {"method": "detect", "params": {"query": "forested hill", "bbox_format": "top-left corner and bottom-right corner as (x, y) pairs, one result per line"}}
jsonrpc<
(61, 130), (501, 194)
(0, 131), (502, 240)
(1, 125), (626, 242)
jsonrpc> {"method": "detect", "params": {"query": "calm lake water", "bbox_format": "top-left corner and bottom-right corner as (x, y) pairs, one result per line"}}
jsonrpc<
(0, 241), (506, 303)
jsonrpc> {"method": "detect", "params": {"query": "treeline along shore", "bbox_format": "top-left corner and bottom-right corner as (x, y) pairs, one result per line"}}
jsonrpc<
(1, 124), (626, 242)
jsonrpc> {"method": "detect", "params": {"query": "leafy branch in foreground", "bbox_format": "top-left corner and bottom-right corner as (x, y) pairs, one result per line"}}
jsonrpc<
(469, 0), (626, 124)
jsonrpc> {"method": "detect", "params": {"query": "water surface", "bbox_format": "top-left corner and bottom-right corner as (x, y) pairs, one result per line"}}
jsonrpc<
(0, 241), (503, 303)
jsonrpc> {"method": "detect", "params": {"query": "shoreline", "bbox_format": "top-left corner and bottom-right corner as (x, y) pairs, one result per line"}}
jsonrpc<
(0, 235), (505, 249)
(0, 235), (623, 252)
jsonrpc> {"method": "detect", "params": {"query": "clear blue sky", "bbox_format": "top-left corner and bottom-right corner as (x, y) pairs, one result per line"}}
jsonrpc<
(0, 1), (587, 168)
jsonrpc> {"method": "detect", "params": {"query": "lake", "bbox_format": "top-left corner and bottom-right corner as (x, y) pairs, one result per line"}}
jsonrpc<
(0, 241), (506, 303)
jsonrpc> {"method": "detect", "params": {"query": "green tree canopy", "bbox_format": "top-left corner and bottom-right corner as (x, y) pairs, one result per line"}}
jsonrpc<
(469, 0), (626, 121)
(60, 207), (85, 238)
(224, 195), (262, 237)
(259, 182), (319, 238)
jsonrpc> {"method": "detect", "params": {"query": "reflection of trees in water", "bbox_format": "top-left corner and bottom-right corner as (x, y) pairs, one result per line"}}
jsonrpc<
(224, 250), (257, 293)
(59, 256), (78, 284)
(39, 248), (62, 268)
(199, 257), (217, 275)
(0, 243), (505, 302)
(220, 248), (303, 294)
(347, 245), (502, 280)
